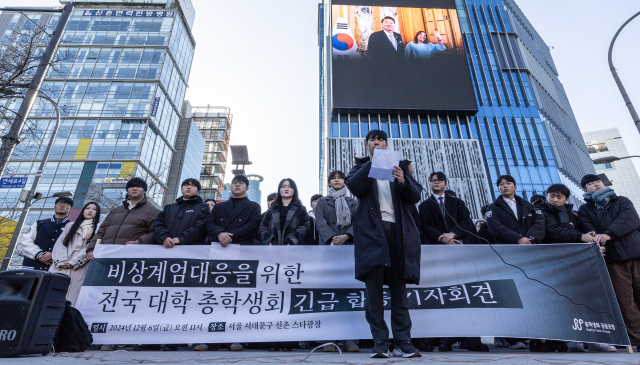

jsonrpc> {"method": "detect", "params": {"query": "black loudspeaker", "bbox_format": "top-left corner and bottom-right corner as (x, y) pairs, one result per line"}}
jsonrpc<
(0, 270), (70, 357)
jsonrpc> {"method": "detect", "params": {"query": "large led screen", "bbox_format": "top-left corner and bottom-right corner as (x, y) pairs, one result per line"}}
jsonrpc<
(331, 0), (477, 111)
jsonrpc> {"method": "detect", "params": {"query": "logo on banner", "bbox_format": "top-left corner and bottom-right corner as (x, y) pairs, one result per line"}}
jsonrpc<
(572, 318), (583, 331)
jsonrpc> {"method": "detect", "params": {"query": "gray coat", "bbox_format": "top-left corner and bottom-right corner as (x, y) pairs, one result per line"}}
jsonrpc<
(315, 195), (357, 245)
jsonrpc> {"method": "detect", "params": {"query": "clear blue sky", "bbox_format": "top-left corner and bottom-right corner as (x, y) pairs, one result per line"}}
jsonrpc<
(4, 0), (640, 209)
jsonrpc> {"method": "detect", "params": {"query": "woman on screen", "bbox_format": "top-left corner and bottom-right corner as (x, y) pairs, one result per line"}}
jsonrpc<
(405, 30), (446, 60)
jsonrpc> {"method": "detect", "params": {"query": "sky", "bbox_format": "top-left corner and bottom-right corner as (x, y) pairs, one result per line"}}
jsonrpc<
(3, 0), (640, 210)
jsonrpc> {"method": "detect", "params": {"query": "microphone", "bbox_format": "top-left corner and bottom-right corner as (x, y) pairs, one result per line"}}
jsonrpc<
(374, 146), (381, 150)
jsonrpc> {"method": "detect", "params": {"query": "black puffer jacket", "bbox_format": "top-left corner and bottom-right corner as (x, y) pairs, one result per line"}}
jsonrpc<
(345, 156), (423, 284)
(537, 202), (583, 244)
(153, 195), (209, 245)
(486, 195), (545, 244)
(578, 194), (640, 262)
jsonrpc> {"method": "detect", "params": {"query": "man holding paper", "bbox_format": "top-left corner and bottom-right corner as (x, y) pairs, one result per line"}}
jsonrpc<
(345, 129), (423, 359)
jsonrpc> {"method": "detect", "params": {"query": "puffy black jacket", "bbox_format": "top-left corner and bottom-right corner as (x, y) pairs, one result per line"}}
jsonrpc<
(153, 195), (209, 245)
(537, 202), (583, 243)
(345, 156), (422, 284)
(486, 195), (545, 244)
(578, 194), (640, 262)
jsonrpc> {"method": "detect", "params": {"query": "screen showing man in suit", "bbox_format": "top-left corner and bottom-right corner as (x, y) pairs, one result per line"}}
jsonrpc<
(331, 0), (477, 111)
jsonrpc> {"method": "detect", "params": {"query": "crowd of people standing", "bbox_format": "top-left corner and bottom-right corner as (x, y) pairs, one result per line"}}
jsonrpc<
(17, 129), (640, 357)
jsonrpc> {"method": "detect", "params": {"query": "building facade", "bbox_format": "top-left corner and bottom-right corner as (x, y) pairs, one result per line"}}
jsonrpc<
(246, 174), (263, 204)
(0, 0), (195, 266)
(191, 105), (232, 200)
(163, 101), (204, 205)
(319, 0), (594, 209)
(583, 128), (640, 211)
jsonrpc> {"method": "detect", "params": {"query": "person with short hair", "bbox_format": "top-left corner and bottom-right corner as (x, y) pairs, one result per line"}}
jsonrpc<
(475, 205), (495, 245)
(20, 196), (73, 271)
(485, 175), (544, 350)
(529, 194), (546, 206)
(444, 189), (456, 198)
(367, 16), (405, 63)
(578, 174), (640, 349)
(346, 129), (422, 358)
(86, 177), (159, 352)
(49, 201), (100, 306)
(204, 199), (216, 212)
(154, 178), (209, 250)
(538, 184), (595, 244)
(305, 194), (323, 245)
(405, 30), (446, 60)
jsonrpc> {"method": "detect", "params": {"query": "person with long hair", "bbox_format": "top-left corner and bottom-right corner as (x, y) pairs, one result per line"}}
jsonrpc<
(49, 201), (101, 307)
(258, 178), (309, 246)
(404, 30), (446, 60)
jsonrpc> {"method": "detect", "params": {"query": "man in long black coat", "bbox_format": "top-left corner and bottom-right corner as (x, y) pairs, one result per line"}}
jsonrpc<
(578, 174), (640, 348)
(346, 129), (422, 359)
(154, 178), (209, 247)
(207, 174), (261, 247)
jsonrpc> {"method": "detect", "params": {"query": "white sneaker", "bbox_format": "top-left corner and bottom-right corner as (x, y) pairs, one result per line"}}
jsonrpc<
(392, 346), (402, 357)
(510, 341), (527, 349)
(566, 342), (586, 352)
(587, 343), (617, 352)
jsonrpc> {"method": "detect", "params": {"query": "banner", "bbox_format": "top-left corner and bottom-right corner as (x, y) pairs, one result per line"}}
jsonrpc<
(76, 243), (630, 345)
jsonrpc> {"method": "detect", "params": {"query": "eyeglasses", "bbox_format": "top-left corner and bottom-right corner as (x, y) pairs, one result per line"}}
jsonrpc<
(430, 179), (445, 183)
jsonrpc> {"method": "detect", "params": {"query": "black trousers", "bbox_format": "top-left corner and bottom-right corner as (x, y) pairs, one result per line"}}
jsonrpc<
(363, 221), (412, 342)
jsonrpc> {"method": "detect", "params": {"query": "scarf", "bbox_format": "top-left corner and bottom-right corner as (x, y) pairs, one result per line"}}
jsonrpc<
(545, 201), (570, 224)
(584, 187), (615, 210)
(329, 187), (351, 227)
(79, 219), (94, 241)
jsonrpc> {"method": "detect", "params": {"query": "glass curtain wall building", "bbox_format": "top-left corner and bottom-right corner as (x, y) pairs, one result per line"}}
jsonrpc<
(319, 0), (594, 205)
(0, 0), (196, 224)
(191, 106), (233, 200)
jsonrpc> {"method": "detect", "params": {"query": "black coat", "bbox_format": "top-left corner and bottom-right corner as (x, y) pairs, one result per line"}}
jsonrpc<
(418, 195), (474, 244)
(486, 195), (545, 244)
(258, 204), (310, 245)
(345, 156), (423, 284)
(367, 30), (405, 63)
(153, 196), (209, 245)
(578, 194), (640, 262)
(305, 215), (320, 245)
(207, 197), (261, 246)
(475, 221), (495, 245)
(537, 202), (583, 244)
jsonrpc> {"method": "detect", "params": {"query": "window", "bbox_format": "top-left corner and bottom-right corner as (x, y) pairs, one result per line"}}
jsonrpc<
(594, 162), (612, 171)
(587, 143), (609, 154)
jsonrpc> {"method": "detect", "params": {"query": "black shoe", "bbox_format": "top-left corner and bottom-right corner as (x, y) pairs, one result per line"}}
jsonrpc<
(414, 339), (433, 352)
(529, 340), (552, 353)
(547, 341), (568, 353)
(163, 345), (179, 351)
(371, 340), (390, 358)
(438, 344), (453, 352)
(395, 340), (421, 358)
(133, 344), (162, 351)
(467, 344), (489, 352)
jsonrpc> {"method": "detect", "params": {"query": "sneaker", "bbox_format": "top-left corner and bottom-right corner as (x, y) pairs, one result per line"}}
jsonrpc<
(100, 344), (117, 351)
(587, 343), (617, 352)
(494, 338), (504, 348)
(299, 341), (309, 349)
(194, 344), (209, 351)
(529, 340), (551, 352)
(566, 342), (586, 352)
(510, 341), (527, 349)
(323, 343), (335, 352)
(467, 344), (489, 352)
(229, 343), (243, 351)
(547, 341), (568, 352)
(395, 340), (421, 358)
(133, 344), (162, 351)
(163, 344), (178, 351)
(392, 346), (402, 357)
(438, 344), (452, 352)
(371, 340), (390, 358)
(414, 339), (433, 352)
(344, 340), (359, 352)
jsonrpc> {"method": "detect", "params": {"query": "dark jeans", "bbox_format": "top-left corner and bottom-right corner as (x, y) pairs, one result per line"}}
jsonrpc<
(363, 221), (412, 342)
(607, 258), (640, 346)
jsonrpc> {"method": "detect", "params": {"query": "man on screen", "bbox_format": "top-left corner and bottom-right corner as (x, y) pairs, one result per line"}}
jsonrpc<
(367, 16), (405, 63)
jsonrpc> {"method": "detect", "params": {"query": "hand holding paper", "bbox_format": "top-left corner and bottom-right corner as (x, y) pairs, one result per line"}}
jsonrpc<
(368, 148), (401, 182)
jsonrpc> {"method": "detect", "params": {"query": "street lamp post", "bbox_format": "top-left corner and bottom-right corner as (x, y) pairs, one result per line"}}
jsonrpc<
(608, 10), (640, 134)
(0, 3), (73, 179)
(592, 155), (640, 164)
(0, 94), (65, 272)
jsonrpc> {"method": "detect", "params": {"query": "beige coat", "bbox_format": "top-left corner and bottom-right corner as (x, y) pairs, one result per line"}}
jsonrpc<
(49, 224), (91, 306)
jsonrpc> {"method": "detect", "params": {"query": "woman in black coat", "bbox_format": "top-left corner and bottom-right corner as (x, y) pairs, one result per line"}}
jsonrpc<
(258, 178), (310, 245)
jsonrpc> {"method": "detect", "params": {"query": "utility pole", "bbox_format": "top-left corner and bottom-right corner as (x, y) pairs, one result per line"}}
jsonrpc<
(0, 3), (73, 178)
(608, 10), (640, 134)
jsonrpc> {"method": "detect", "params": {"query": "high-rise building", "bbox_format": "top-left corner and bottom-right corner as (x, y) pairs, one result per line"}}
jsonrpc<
(319, 0), (594, 212)
(163, 101), (204, 205)
(191, 105), (233, 201)
(583, 128), (640, 211)
(0, 0), (195, 266)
